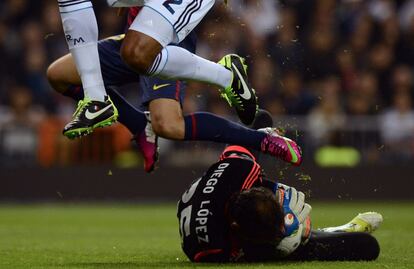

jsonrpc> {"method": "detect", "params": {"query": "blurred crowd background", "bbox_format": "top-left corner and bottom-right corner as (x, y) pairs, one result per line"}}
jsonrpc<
(0, 0), (414, 168)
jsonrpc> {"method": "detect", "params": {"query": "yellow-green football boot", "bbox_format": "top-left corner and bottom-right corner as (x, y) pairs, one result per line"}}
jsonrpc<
(218, 54), (258, 125)
(63, 95), (118, 139)
(321, 212), (383, 234)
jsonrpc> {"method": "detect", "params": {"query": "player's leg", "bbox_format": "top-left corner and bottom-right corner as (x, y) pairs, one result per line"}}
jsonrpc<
(57, 0), (118, 139)
(47, 56), (158, 171)
(145, 96), (301, 165)
(121, 1), (258, 125)
(142, 65), (301, 165)
(136, 33), (268, 167)
(48, 35), (169, 172)
(288, 231), (380, 261)
(145, 64), (265, 168)
(140, 69), (301, 166)
(47, 53), (82, 99)
(47, 54), (147, 138)
(137, 35), (301, 167)
(47, 34), (149, 139)
(182, 112), (302, 165)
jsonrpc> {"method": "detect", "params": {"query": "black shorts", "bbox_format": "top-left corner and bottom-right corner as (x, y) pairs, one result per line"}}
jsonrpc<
(97, 32), (197, 108)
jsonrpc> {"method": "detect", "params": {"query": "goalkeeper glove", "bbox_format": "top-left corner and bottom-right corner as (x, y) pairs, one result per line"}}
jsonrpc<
(275, 184), (312, 256)
(277, 184), (312, 235)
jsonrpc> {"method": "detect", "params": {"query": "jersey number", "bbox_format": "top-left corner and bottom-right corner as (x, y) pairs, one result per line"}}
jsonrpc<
(179, 178), (201, 242)
(163, 0), (183, 14)
(179, 205), (192, 242)
(181, 177), (201, 203)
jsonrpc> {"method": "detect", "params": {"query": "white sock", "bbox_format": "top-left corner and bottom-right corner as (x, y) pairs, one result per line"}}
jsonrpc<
(58, 0), (106, 101)
(148, 46), (233, 89)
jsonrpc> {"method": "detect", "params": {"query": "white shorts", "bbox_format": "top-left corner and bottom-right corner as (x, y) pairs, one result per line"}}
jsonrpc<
(129, 0), (215, 47)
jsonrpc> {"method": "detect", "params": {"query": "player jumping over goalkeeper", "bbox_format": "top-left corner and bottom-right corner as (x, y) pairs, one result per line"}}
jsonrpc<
(177, 110), (382, 262)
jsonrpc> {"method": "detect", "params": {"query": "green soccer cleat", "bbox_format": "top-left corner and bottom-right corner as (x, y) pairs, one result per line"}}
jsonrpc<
(218, 54), (258, 125)
(63, 95), (119, 139)
(321, 212), (383, 234)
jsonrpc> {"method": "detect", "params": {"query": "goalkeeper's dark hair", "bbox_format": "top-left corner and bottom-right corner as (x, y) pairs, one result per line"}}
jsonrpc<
(226, 187), (285, 260)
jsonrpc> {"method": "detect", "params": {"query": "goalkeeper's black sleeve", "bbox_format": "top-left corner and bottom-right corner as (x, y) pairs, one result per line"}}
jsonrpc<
(287, 231), (380, 261)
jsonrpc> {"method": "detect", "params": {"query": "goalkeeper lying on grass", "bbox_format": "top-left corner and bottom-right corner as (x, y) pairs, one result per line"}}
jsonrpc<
(177, 110), (382, 262)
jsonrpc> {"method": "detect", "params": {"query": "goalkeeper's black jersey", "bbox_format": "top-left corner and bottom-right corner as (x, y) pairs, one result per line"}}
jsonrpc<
(177, 146), (272, 262)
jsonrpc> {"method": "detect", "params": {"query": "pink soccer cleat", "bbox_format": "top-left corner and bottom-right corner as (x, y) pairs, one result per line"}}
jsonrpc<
(259, 128), (302, 166)
(132, 112), (159, 173)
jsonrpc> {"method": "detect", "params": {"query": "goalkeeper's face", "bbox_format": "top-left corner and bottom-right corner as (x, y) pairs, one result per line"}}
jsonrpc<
(226, 187), (285, 247)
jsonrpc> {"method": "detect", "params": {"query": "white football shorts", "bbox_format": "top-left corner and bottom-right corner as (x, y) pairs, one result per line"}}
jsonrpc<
(107, 0), (145, 7)
(129, 0), (215, 47)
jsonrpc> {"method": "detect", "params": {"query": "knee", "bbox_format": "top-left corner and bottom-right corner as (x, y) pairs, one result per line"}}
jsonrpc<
(46, 63), (64, 93)
(151, 114), (184, 140)
(121, 39), (156, 75)
(46, 63), (57, 85)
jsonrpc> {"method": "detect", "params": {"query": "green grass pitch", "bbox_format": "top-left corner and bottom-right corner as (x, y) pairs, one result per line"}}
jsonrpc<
(0, 202), (413, 269)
